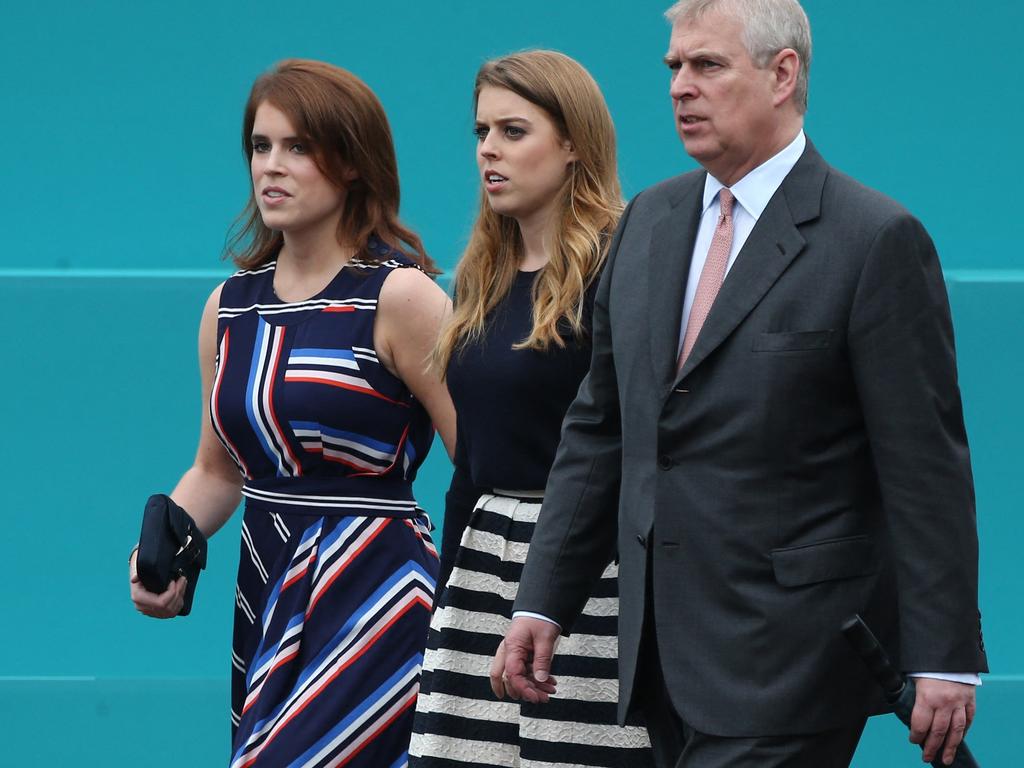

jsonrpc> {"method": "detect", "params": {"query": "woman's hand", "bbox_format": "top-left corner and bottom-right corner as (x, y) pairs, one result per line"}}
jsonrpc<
(126, 282), (242, 621)
(128, 548), (188, 619)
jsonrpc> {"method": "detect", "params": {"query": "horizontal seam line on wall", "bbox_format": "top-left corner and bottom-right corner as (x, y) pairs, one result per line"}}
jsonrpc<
(0, 268), (1018, 283)
(0, 676), (97, 682)
(2, 674), (1023, 683)
(944, 269), (1024, 283)
(0, 269), (231, 279)
(0, 269), (456, 291)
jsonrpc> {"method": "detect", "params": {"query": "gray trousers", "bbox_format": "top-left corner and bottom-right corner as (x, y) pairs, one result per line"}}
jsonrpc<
(636, 625), (866, 768)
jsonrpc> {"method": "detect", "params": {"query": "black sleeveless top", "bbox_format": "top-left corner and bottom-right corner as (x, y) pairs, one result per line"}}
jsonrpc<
(440, 268), (598, 586)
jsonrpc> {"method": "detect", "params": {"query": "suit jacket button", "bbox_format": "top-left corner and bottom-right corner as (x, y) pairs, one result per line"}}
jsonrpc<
(636, 534), (647, 548)
(658, 455), (674, 471)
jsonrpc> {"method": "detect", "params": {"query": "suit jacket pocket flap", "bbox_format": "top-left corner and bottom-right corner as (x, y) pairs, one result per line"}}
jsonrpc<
(753, 329), (833, 352)
(771, 535), (876, 587)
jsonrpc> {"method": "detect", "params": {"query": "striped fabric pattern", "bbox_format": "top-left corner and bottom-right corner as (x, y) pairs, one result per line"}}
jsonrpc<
(284, 345), (402, 404)
(240, 486), (420, 515)
(211, 327), (252, 479)
(218, 297), (377, 320)
(291, 421), (401, 473)
(232, 508), (437, 768)
(410, 494), (652, 768)
(214, 245), (439, 766)
(246, 318), (303, 477)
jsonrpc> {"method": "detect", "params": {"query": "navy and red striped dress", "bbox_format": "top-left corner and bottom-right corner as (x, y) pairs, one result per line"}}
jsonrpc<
(210, 243), (439, 768)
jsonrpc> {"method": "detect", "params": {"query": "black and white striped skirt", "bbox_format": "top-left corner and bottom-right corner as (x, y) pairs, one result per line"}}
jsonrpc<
(410, 492), (652, 767)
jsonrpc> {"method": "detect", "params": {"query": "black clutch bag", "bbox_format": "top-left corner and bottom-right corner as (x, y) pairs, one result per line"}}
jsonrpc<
(136, 494), (208, 616)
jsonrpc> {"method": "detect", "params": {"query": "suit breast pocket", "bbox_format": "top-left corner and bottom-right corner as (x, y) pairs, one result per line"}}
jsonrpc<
(753, 329), (834, 352)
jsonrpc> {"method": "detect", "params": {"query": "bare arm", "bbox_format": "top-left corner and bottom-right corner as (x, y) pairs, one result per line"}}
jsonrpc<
(167, 283), (245, 534)
(375, 267), (456, 461)
(129, 283), (243, 618)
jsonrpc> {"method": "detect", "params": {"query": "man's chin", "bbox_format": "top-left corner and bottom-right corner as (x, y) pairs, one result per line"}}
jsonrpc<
(677, 131), (708, 155)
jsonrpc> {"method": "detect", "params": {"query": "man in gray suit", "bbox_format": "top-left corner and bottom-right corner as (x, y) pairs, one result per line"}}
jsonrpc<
(491, 0), (988, 765)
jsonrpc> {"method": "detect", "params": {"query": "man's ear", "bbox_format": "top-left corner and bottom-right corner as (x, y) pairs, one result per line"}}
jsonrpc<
(771, 48), (800, 107)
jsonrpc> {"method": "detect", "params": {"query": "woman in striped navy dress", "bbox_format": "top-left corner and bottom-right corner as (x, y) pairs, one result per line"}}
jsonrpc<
(410, 51), (652, 767)
(129, 60), (455, 767)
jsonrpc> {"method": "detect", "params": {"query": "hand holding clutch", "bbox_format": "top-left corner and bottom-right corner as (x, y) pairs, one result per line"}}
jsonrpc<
(134, 494), (208, 616)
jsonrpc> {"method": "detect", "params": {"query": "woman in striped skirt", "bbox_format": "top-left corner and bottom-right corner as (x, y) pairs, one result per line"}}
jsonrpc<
(409, 51), (653, 767)
(128, 59), (456, 766)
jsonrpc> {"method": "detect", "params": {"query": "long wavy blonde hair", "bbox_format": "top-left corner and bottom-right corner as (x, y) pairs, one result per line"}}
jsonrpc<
(434, 50), (622, 370)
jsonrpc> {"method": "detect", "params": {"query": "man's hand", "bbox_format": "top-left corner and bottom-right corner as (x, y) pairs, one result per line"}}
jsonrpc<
(909, 677), (976, 765)
(490, 617), (561, 703)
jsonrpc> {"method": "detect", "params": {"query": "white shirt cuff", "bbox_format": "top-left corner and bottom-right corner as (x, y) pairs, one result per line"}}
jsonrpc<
(512, 610), (561, 630)
(506, 616), (982, 686)
(908, 672), (982, 686)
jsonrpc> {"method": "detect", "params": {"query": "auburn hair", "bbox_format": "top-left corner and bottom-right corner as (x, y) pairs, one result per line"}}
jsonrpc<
(434, 50), (622, 371)
(228, 59), (436, 273)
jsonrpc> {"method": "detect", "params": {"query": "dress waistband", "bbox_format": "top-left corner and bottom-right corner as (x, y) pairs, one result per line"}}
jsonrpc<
(490, 488), (545, 501)
(242, 480), (419, 518)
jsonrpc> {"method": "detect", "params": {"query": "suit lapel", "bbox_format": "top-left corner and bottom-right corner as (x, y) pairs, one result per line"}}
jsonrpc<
(648, 177), (704, 389)
(675, 142), (829, 383)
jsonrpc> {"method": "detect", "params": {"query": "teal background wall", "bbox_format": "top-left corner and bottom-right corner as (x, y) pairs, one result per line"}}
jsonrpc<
(1, 1), (1020, 764)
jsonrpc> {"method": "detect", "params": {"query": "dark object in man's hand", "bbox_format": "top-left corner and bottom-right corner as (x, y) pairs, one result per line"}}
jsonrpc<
(136, 494), (207, 616)
(842, 615), (979, 767)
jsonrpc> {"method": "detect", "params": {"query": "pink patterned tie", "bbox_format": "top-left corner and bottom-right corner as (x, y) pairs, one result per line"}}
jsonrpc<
(678, 188), (735, 370)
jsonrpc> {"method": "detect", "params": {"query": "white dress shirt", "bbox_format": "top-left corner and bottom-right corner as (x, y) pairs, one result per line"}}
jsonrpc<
(515, 129), (979, 685)
(677, 131), (806, 351)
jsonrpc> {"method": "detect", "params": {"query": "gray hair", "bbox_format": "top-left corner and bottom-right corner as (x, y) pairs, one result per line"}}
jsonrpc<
(665, 0), (812, 112)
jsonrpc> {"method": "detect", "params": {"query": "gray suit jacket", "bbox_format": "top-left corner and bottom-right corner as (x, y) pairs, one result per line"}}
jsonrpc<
(514, 141), (988, 737)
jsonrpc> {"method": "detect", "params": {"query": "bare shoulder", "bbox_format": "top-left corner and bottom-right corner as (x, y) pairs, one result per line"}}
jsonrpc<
(200, 282), (226, 328)
(204, 282), (225, 313)
(197, 282), (227, 360)
(380, 265), (446, 302)
(374, 266), (451, 378)
(378, 266), (450, 323)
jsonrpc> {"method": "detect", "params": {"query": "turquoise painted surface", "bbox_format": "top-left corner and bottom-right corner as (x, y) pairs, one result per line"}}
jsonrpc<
(3, 1), (1021, 274)
(3, 272), (1019, 765)
(1, 0), (1021, 765)
(0, 677), (1018, 765)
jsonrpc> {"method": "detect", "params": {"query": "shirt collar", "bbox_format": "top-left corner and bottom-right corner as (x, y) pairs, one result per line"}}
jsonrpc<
(702, 130), (806, 220)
